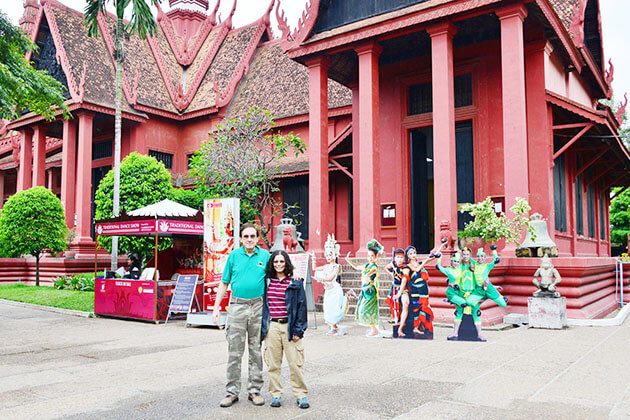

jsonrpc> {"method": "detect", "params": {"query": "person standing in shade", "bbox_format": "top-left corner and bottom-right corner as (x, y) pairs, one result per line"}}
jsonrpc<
(213, 223), (270, 408)
(261, 250), (309, 409)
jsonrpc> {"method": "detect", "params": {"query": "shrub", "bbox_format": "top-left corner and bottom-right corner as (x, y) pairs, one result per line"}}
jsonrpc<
(53, 272), (102, 292)
(0, 187), (67, 286)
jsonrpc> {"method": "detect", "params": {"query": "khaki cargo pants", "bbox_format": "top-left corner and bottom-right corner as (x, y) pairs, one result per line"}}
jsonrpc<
(225, 297), (263, 396)
(263, 321), (308, 398)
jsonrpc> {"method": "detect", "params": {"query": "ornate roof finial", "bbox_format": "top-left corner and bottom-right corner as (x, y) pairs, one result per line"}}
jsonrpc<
(262, 0), (274, 27)
(605, 58), (614, 87)
(275, 0), (291, 40)
(223, 0), (237, 29)
(569, 0), (587, 49)
(615, 93), (628, 125)
(19, 0), (40, 39)
(209, 0), (221, 26)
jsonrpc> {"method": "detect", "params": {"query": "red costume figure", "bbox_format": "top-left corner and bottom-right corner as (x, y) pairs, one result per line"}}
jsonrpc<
(385, 248), (410, 337)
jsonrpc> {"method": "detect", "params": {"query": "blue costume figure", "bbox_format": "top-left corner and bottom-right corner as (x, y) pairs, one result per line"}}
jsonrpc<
(385, 248), (410, 336)
(404, 246), (435, 339)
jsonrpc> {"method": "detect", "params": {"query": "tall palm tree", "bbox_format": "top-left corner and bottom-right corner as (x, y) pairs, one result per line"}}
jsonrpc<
(84, 0), (160, 270)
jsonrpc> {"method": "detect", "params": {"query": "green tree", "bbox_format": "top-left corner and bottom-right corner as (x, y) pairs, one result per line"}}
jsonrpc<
(189, 107), (306, 246)
(0, 12), (69, 120)
(610, 187), (630, 250)
(84, 0), (160, 270)
(94, 152), (173, 265)
(171, 188), (204, 210)
(0, 187), (67, 286)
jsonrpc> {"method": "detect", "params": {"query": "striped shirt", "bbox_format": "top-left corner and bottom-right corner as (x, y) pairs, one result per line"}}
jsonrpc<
(268, 277), (291, 318)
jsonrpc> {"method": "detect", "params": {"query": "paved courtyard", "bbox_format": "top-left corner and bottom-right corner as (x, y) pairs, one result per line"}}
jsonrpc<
(1, 302), (629, 419)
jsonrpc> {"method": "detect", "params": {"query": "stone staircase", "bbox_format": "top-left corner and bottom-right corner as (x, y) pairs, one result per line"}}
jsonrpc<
(314, 257), (393, 317)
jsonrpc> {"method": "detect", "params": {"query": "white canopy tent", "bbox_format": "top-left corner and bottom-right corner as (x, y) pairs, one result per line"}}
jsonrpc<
(127, 199), (199, 218)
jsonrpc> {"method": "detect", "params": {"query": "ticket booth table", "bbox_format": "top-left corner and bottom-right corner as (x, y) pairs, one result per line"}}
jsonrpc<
(94, 199), (204, 323)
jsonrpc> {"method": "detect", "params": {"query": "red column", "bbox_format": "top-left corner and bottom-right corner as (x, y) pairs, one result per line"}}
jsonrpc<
(428, 23), (458, 249)
(355, 42), (382, 253)
(16, 129), (33, 191)
(32, 125), (46, 187)
(498, 4), (529, 253)
(61, 118), (77, 227)
(306, 57), (329, 253)
(525, 40), (554, 232)
(351, 84), (361, 249)
(75, 112), (94, 243)
(498, 5), (529, 206)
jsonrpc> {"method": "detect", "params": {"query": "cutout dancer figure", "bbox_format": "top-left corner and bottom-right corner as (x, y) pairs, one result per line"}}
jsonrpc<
(312, 234), (346, 336)
(405, 246), (436, 339)
(385, 248), (410, 337)
(345, 239), (384, 337)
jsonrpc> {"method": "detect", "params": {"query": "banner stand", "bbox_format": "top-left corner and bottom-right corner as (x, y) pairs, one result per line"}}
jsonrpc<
(288, 253), (318, 329)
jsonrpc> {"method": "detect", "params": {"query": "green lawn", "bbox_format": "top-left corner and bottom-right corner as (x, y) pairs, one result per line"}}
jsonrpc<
(0, 284), (94, 312)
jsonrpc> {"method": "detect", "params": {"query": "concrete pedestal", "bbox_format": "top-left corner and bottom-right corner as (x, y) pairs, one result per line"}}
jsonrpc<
(528, 296), (567, 329)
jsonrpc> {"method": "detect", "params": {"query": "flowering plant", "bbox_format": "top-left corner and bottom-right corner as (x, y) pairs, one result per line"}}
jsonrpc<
(459, 197), (535, 246)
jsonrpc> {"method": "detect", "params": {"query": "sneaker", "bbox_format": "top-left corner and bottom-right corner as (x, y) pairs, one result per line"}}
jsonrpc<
(270, 397), (282, 408)
(297, 396), (310, 409)
(220, 395), (238, 407)
(248, 393), (265, 406)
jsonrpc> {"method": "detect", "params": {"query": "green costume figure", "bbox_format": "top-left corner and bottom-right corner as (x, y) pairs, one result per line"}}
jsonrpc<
(356, 262), (379, 327)
(437, 248), (481, 340)
(345, 239), (383, 337)
(467, 247), (508, 310)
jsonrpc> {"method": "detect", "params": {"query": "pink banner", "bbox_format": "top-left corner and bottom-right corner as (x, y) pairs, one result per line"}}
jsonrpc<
(95, 219), (203, 236)
(94, 278), (156, 320)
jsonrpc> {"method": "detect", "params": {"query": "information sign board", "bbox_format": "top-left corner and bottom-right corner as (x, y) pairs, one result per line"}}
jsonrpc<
(165, 274), (198, 323)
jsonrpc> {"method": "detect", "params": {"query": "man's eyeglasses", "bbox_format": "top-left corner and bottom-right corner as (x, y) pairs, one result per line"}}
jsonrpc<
(242, 234), (257, 239)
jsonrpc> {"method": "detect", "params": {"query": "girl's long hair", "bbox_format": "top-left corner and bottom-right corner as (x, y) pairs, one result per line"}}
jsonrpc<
(266, 250), (295, 279)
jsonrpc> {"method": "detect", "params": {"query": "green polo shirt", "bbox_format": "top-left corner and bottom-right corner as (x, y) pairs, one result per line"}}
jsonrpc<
(221, 245), (270, 299)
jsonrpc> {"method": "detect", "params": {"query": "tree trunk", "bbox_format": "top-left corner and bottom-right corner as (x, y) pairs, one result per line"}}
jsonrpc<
(111, 16), (124, 271)
(35, 253), (40, 287)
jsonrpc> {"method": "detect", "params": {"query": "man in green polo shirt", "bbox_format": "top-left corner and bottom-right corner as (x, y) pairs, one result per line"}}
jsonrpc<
(213, 223), (270, 408)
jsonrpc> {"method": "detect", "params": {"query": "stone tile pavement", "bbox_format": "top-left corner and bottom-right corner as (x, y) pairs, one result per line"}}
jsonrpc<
(1, 302), (629, 419)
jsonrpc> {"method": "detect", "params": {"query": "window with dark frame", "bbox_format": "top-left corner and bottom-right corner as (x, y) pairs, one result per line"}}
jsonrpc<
(282, 175), (309, 240)
(408, 74), (473, 116)
(587, 182), (595, 238)
(92, 139), (112, 160)
(575, 174), (584, 236)
(553, 154), (567, 232)
(149, 150), (173, 169)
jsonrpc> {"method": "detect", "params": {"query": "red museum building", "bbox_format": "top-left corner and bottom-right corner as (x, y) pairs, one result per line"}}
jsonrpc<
(0, 0), (628, 322)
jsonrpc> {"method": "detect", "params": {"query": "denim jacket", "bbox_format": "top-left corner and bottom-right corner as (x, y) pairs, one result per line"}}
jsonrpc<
(261, 277), (308, 341)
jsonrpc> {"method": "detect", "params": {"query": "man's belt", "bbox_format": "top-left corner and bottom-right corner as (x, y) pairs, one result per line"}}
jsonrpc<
(271, 317), (288, 324)
(231, 296), (263, 304)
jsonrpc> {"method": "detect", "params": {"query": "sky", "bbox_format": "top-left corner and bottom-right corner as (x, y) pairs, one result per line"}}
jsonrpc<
(1, 0), (628, 114)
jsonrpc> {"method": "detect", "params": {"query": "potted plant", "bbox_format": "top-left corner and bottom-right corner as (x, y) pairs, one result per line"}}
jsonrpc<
(458, 197), (535, 250)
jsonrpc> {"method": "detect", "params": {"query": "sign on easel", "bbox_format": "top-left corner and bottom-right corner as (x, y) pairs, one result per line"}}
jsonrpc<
(165, 274), (199, 324)
(288, 253), (318, 328)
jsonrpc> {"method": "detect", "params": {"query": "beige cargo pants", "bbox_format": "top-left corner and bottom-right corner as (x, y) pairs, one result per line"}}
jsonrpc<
(263, 321), (308, 398)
